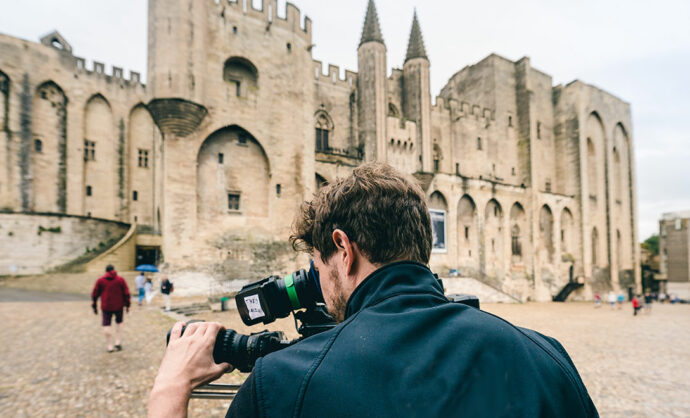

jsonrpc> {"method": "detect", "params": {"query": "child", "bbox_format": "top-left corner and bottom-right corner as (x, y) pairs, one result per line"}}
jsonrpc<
(632, 295), (642, 316)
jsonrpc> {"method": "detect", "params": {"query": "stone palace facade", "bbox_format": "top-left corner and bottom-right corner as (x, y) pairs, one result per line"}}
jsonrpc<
(0, 0), (640, 300)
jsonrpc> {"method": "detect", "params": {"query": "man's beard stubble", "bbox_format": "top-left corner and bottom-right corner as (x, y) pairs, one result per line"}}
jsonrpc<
(328, 269), (348, 323)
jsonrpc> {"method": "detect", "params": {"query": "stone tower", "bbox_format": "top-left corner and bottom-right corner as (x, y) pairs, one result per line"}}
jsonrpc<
(357, 0), (388, 163)
(403, 10), (432, 172)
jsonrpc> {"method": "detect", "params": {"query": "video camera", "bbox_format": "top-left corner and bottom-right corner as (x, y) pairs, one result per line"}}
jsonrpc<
(166, 262), (479, 399)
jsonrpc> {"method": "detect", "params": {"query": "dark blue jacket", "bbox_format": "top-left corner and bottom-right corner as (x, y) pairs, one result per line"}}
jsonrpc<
(227, 261), (597, 417)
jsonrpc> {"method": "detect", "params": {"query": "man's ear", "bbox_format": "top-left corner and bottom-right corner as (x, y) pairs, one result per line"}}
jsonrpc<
(332, 229), (356, 276)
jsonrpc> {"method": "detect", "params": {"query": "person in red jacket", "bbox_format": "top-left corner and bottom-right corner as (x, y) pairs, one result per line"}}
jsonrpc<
(91, 265), (131, 352)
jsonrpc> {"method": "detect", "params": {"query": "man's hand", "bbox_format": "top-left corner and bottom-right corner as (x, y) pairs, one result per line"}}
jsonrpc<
(147, 321), (232, 418)
(91, 303), (97, 315)
(125, 306), (130, 314)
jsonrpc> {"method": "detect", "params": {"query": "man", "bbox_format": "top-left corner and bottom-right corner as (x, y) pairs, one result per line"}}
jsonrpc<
(135, 271), (146, 306)
(160, 275), (174, 312)
(92, 264), (131, 352)
(148, 163), (597, 417)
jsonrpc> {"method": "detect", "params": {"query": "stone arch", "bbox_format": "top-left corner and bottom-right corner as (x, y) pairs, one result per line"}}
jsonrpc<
(197, 125), (270, 222)
(315, 110), (333, 152)
(128, 103), (159, 225)
(539, 204), (555, 263)
(32, 80), (68, 213)
(0, 70), (8, 131)
(613, 122), (633, 271)
(560, 207), (574, 256)
(223, 57), (258, 97)
(510, 202), (527, 262)
(457, 194), (478, 270)
(83, 93), (116, 219)
(591, 227), (599, 267)
(429, 191), (448, 252)
(586, 112), (605, 207)
(484, 198), (504, 276)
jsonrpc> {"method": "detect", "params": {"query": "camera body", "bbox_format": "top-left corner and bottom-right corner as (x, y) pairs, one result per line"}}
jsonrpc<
(235, 263), (323, 326)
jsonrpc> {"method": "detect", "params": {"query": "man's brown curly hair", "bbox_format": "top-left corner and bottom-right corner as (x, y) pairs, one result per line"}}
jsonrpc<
(290, 162), (432, 265)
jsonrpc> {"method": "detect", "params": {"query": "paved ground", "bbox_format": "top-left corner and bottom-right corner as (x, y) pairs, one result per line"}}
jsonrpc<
(0, 277), (688, 417)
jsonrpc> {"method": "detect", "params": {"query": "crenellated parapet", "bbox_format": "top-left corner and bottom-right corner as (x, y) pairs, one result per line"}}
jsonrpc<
(216, 0), (312, 42)
(71, 57), (144, 87)
(312, 60), (357, 88)
(435, 96), (495, 123)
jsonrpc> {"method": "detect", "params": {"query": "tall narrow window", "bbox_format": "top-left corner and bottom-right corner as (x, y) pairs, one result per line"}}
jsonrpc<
(34, 139), (43, 153)
(228, 192), (240, 211)
(464, 226), (469, 240)
(138, 149), (149, 168)
(86, 185), (92, 196)
(537, 122), (542, 139)
(218, 153), (224, 164)
(315, 113), (333, 152)
(477, 137), (482, 150)
(434, 159), (439, 172)
(508, 115), (513, 127)
(133, 190), (138, 201)
(276, 184), (281, 196)
(545, 179), (552, 193)
(84, 140), (96, 161)
(455, 163), (460, 175)
(511, 225), (522, 256)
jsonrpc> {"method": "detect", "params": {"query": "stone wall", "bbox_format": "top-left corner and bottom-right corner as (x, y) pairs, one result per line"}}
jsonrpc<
(0, 213), (129, 275)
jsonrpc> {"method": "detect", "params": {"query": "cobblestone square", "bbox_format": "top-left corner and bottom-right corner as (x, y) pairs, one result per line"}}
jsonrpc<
(0, 278), (688, 417)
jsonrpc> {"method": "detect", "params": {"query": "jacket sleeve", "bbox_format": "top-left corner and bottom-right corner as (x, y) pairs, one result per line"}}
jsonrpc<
(225, 372), (260, 417)
(122, 278), (131, 308)
(91, 279), (101, 304)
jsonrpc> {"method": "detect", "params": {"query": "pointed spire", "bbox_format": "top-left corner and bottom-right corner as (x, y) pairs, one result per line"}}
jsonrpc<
(360, 0), (384, 46)
(405, 10), (428, 62)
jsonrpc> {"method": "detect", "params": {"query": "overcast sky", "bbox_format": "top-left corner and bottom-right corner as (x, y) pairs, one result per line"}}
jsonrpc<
(1, 0), (688, 241)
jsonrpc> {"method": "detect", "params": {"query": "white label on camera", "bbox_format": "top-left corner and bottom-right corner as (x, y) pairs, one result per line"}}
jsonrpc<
(244, 295), (265, 320)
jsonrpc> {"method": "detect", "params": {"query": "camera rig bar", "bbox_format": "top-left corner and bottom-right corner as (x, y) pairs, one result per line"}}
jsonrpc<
(191, 383), (241, 399)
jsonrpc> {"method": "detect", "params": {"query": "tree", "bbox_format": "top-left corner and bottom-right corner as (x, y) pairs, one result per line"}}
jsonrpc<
(641, 234), (659, 255)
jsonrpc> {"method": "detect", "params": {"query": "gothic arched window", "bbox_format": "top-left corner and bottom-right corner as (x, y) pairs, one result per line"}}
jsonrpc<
(315, 112), (333, 153)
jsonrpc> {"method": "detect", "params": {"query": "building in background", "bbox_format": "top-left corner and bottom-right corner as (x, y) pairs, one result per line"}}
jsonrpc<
(0, 0), (640, 300)
(658, 211), (690, 299)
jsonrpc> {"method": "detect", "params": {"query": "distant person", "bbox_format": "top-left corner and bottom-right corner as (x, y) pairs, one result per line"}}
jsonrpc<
(616, 292), (625, 309)
(160, 275), (174, 312)
(607, 291), (616, 310)
(658, 292), (666, 303)
(632, 295), (642, 316)
(91, 265), (131, 352)
(135, 272), (146, 306)
(644, 291), (653, 314)
(145, 276), (155, 305)
(594, 293), (602, 308)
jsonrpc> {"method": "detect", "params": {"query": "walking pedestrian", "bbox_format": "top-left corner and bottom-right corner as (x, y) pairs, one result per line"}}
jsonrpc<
(135, 272), (146, 306)
(160, 275), (174, 312)
(91, 265), (131, 352)
(594, 293), (602, 308)
(616, 292), (625, 309)
(145, 276), (155, 305)
(632, 295), (642, 316)
(607, 291), (616, 310)
(644, 291), (653, 314)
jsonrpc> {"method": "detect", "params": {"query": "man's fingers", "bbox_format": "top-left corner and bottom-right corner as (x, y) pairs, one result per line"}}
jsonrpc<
(185, 322), (206, 337)
(169, 321), (184, 341)
(204, 322), (224, 338)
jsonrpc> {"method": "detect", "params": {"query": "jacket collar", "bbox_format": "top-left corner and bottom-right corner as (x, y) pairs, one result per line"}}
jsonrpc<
(344, 261), (445, 320)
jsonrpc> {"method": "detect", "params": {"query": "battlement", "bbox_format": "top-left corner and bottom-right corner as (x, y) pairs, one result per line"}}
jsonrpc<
(72, 57), (144, 87)
(312, 60), (356, 88)
(218, 0), (312, 42)
(433, 96), (494, 122)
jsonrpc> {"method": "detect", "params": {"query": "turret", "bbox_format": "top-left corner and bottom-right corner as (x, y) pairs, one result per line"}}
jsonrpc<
(357, 0), (388, 163)
(146, 0), (208, 138)
(403, 10), (432, 172)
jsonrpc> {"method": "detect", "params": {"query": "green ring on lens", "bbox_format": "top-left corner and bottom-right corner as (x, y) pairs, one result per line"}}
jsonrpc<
(284, 274), (301, 310)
